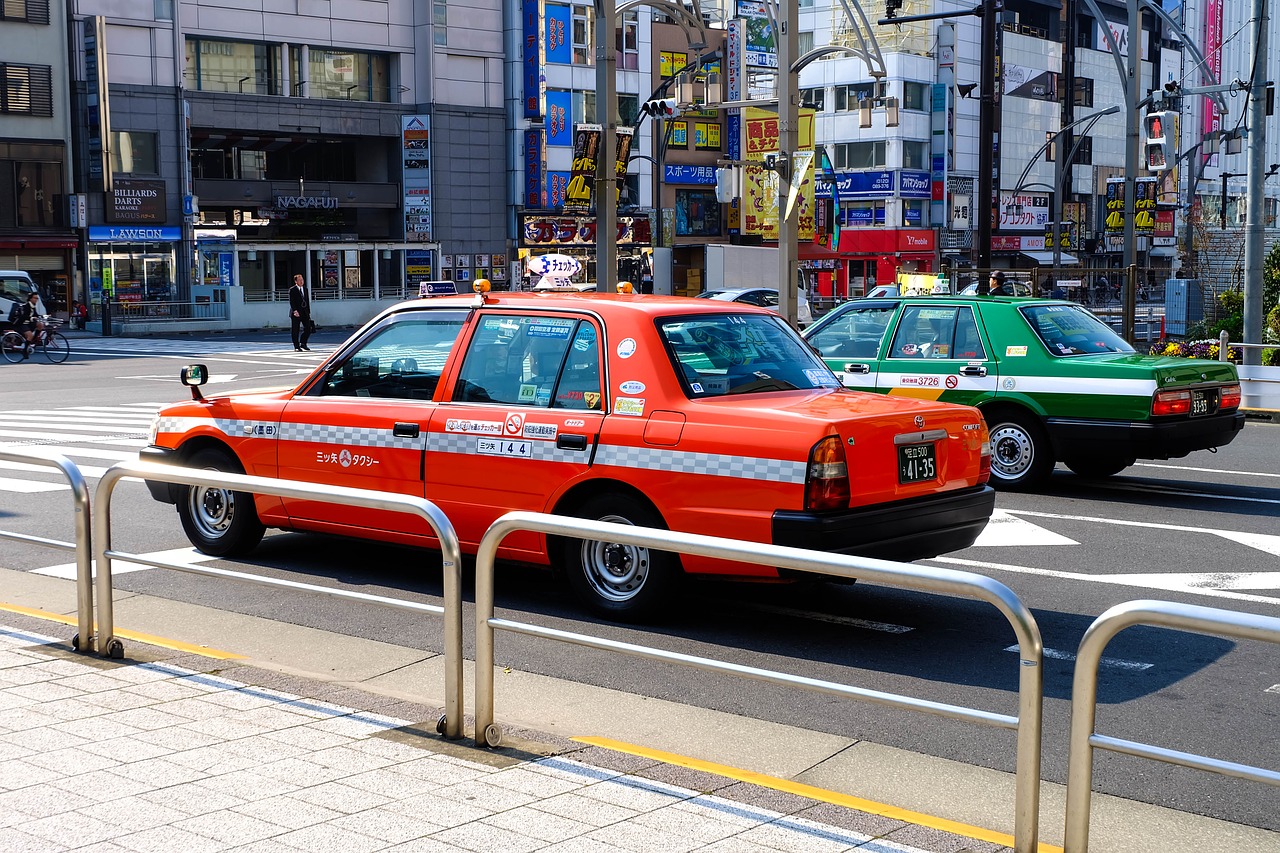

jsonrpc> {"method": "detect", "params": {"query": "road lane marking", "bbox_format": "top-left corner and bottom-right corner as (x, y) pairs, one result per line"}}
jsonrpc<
(32, 547), (214, 580)
(1004, 644), (1153, 671)
(1266, 685), (1280, 695)
(572, 736), (1063, 852)
(1088, 481), (1280, 506)
(1005, 510), (1280, 557)
(929, 556), (1280, 607)
(1133, 462), (1280, 478)
(971, 510), (1077, 547)
(0, 476), (66, 493)
(0, 460), (110, 478)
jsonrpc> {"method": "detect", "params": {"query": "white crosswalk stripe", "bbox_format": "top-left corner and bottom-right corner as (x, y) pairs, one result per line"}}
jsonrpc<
(0, 403), (161, 493)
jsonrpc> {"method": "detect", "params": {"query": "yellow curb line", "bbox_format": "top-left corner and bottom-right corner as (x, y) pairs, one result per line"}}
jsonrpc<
(573, 735), (1063, 853)
(0, 603), (245, 660)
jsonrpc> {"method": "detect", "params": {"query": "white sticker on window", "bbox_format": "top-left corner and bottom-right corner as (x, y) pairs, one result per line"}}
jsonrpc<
(616, 338), (637, 358)
(619, 380), (646, 394)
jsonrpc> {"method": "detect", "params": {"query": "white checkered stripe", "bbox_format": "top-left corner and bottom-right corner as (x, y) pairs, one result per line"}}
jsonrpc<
(595, 444), (807, 484)
(154, 416), (255, 437)
(429, 431), (578, 462)
(279, 422), (419, 449)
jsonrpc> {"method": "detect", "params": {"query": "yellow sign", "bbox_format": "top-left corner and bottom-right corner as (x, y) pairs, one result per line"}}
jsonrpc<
(742, 108), (816, 240)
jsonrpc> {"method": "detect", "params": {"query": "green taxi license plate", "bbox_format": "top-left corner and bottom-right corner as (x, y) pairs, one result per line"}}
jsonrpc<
(898, 443), (937, 484)
(1190, 389), (1217, 417)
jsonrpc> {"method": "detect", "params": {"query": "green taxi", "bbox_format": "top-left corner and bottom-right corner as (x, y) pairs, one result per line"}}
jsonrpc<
(802, 296), (1245, 488)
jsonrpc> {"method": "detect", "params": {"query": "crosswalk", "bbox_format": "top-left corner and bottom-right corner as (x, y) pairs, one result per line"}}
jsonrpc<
(71, 337), (332, 357)
(0, 403), (156, 493)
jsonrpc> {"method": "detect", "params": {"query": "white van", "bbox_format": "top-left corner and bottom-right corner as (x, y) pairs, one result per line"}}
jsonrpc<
(0, 271), (46, 329)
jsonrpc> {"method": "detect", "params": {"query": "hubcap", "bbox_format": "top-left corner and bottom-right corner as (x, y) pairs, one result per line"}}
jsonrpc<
(989, 424), (1033, 480)
(189, 485), (234, 538)
(580, 514), (650, 602)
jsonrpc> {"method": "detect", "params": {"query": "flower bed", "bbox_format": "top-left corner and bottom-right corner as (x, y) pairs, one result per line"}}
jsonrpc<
(1149, 339), (1239, 361)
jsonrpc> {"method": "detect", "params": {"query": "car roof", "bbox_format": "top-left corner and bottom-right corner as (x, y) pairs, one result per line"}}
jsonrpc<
(395, 290), (778, 318)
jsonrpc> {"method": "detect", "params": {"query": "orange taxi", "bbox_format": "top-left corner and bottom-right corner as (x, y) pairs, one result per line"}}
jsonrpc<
(143, 285), (995, 619)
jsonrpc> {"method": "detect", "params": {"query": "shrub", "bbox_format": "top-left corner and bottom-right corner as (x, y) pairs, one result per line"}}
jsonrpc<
(1149, 339), (1239, 361)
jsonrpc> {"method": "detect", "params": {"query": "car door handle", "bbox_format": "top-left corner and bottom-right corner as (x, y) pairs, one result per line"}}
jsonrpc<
(392, 422), (420, 438)
(556, 433), (588, 451)
(842, 363), (871, 375)
(959, 365), (987, 377)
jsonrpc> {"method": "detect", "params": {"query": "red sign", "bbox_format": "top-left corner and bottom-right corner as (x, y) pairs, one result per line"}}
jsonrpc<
(520, 213), (653, 247)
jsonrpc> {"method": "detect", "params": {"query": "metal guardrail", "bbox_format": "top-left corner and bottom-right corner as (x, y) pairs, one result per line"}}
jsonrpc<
(1063, 599), (1280, 853)
(108, 300), (230, 322)
(0, 451), (94, 647)
(473, 511), (1045, 853)
(92, 460), (465, 739)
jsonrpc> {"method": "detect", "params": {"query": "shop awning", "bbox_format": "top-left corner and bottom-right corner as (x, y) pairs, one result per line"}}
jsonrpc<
(799, 241), (842, 270)
(1020, 250), (1079, 266)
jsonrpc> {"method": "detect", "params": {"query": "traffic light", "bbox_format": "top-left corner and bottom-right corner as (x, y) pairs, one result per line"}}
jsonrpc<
(640, 98), (681, 119)
(886, 0), (903, 19)
(1143, 110), (1177, 172)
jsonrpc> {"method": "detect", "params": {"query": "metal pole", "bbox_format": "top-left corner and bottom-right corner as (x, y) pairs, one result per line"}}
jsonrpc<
(594, 0), (617, 292)
(1241, 0), (1268, 365)
(1122, 0), (1139, 341)
(975, 0), (998, 284)
(777, 0), (799, 325)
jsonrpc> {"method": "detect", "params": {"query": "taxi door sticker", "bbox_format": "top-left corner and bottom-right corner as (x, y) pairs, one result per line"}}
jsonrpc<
(504, 412), (525, 435)
(1005, 345), (1028, 357)
(614, 397), (645, 416)
(477, 438), (532, 457)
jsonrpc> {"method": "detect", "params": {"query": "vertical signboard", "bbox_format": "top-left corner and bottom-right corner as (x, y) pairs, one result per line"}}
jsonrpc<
(735, 1), (777, 68)
(741, 108), (815, 240)
(1202, 0), (1222, 166)
(562, 124), (602, 213)
(84, 15), (113, 192)
(545, 5), (570, 64)
(524, 128), (545, 208)
(613, 127), (634, 203)
(402, 116), (433, 241)
(545, 90), (572, 146)
(522, 0), (545, 119)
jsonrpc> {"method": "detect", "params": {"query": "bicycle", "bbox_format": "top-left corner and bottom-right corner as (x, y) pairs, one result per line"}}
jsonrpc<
(1, 318), (70, 364)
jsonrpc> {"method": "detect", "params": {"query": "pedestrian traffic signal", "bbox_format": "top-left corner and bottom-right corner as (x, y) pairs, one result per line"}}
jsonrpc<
(1143, 109), (1177, 172)
(640, 98), (682, 119)
(886, 0), (903, 19)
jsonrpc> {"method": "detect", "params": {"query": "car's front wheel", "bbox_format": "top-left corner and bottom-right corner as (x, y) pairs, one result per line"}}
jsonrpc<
(177, 448), (265, 557)
(558, 492), (681, 621)
(1065, 456), (1134, 479)
(986, 411), (1054, 490)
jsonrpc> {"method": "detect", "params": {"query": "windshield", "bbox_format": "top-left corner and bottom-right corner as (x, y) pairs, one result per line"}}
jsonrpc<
(1020, 303), (1135, 356)
(658, 313), (841, 397)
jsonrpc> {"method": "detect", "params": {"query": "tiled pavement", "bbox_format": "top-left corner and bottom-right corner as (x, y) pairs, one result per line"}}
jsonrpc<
(0, 615), (1008, 853)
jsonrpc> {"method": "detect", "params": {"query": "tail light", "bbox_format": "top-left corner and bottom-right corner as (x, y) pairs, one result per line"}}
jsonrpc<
(978, 440), (992, 484)
(1152, 389), (1190, 416)
(1220, 383), (1241, 410)
(805, 435), (850, 511)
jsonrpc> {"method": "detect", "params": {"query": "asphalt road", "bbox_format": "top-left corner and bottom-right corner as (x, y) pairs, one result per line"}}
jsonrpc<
(1, 330), (1276, 831)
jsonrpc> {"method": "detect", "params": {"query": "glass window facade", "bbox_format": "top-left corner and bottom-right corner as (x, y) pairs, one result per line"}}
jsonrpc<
(110, 131), (159, 175)
(675, 189), (721, 236)
(185, 38), (279, 94)
(308, 49), (390, 102)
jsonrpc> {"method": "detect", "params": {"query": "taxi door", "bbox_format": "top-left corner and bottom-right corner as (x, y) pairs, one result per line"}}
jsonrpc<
(804, 301), (898, 389)
(277, 309), (469, 536)
(875, 303), (1000, 406)
(425, 312), (606, 554)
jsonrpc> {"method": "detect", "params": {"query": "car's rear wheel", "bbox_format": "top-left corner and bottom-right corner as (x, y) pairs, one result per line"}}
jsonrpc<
(986, 412), (1054, 489)
(558, 492), (681, 621)
(1065, 456), (1134, 479)
(177, 448), (265, 557)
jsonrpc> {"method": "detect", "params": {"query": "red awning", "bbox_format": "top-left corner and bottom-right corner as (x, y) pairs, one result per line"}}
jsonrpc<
(798, 241), (841, 260)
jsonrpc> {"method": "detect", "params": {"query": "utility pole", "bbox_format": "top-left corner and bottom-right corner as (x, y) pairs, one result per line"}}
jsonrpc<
(776, 0), (799, 325)
(975, 0), (1000, 288)
(594, 0), (618, 292)
(1122, 0), (1139, 338)
(1242, 0), (1268, 364)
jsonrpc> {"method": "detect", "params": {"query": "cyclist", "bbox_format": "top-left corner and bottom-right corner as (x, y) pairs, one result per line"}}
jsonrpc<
(8, 291), (45, 359)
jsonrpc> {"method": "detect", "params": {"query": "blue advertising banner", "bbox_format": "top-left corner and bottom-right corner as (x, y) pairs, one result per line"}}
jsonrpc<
(548, 171), (570, 208)
(521, 0), (544, 119)
(88, 226), (181, 242)
(815, 170), (894, 200)
(524, 129), (545, 207)
(840, 207), (885, 226)
(663, 165), (718, 185)
(545, 5), (570, 64)
(545, 90), (572, 146)
(899, 170), (932, 199)
(218, 252), (234, 287)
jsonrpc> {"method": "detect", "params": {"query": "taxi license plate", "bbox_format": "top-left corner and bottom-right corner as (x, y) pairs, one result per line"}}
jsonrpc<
(1190, 389), (1217, 417)
(898, 443), (937, 484)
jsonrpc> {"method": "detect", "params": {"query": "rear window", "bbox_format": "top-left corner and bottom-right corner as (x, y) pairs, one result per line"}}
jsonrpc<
(659, 313), (840, 397)
(1020, 304), (1134, 356)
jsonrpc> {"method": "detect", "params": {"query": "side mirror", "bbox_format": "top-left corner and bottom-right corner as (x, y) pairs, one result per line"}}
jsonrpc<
(180, 364), (208, 400)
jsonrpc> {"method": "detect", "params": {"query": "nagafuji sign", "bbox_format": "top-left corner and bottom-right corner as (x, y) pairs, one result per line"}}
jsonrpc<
(275, 195), (339, 209)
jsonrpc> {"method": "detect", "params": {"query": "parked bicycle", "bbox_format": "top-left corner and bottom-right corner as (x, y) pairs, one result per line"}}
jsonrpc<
(1, 318), (70, 363)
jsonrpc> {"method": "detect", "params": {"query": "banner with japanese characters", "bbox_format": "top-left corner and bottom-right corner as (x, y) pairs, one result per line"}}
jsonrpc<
(562, 124), (601, 214)
(741, 107), (816, 240)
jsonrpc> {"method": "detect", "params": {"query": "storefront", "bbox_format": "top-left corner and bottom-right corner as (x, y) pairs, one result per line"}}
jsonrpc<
(836, 228), (936, 291)
(0, 237), (78, 314)
(86, 226), (181, 309)
(517, 211), (654, 288)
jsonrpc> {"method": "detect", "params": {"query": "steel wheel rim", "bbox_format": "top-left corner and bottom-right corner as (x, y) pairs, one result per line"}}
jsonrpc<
(579, 513), (649, 602)
(990, 424), (1034, 480)
(188, 484), (235, 539)
(44, 335), (68, 363)
(1, 333), (23, 363)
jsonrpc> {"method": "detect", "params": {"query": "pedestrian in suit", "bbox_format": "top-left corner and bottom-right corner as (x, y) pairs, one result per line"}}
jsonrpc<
(289, 274), (311, 351)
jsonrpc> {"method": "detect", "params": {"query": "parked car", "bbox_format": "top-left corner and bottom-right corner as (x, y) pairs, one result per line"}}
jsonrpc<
(696, 287), (813, 326)
(802, 295), (1244, 488)
(144, 288), (994, 619)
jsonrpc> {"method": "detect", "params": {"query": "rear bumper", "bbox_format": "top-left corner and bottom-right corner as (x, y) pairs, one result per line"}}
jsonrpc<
(771, 484), (996, 562)
(140, 445), (182, 503)
(1046, 411), (1246, 460)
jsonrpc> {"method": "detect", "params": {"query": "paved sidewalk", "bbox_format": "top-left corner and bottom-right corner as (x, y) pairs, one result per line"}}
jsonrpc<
(0, 614), (1010, 853)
